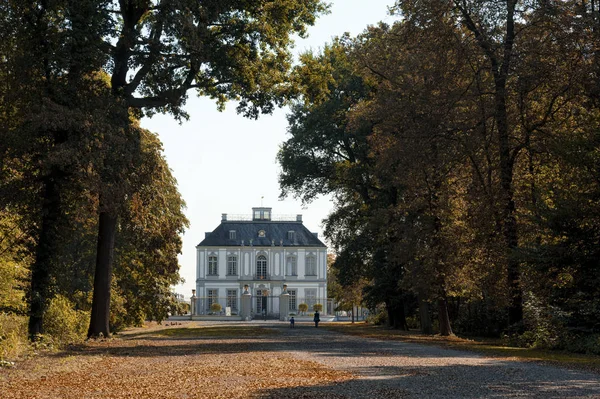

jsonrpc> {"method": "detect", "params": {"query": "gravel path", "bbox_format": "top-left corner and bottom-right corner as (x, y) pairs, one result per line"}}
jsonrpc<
(2, 321), (599, 398)
(254, 321), (600, 398)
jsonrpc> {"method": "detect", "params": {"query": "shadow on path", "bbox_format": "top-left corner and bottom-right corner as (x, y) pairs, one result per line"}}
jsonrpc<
(52, 322), (600, 398)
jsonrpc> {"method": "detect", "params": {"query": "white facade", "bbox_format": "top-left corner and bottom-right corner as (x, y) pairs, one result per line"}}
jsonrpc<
(194, 208), (327, 317)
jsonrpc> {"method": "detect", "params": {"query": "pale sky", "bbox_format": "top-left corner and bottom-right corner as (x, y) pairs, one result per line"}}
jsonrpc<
(140, 1), (397, 298)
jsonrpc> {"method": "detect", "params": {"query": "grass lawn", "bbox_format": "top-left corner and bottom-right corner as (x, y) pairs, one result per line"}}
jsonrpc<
(322, 322), (600, 374)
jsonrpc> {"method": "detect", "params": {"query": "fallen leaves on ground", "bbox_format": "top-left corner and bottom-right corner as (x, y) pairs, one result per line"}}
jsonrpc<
(0, 323), (354, 399)
(322, 322), (600, 374)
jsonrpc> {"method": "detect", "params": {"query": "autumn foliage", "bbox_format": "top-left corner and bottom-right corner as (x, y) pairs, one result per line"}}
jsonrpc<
(281, 1), (600, 351)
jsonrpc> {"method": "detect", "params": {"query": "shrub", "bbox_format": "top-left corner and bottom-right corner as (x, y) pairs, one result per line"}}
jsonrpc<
(406, 316), (420, 330)
(210, 303), (222, 313)
(313, 303), (323, 312)
(298, 303), (308, 314)
(563, 333), (600, 355)
(0, 313), (28, 361)
(366, 308), (388, 325)
(43, 295), (89, 347)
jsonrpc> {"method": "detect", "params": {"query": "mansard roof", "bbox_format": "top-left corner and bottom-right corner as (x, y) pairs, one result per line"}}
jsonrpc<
(197, 220), (326, 248)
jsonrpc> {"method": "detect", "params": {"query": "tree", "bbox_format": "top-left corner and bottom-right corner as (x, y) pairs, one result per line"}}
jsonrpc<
(327, 255), (366, 321)
(280, 40), (412, 329)
(2, 0), (328, 338)
(1, 0), (122, 338)
(83, 0), (328, 338)
(112, 127), (189, 327)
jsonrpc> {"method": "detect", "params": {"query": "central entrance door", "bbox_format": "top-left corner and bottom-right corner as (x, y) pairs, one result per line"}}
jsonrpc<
(256, 289), (267, 314)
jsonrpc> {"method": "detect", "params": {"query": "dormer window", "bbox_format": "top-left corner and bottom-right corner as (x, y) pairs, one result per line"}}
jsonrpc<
(287, 230), (295, 241)
(229, 230), (236, 240)
(258, 230), (266, 237)
(252, 207), (272, 221)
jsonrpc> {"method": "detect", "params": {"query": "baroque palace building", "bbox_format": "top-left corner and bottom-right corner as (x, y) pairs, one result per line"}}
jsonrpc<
(193, 207), (328, 318)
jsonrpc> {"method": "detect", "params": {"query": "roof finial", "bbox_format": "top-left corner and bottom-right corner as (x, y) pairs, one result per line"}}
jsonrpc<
(261, 195), (264, 206)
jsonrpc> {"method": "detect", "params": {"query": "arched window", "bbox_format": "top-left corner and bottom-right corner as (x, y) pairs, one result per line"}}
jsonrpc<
(256, 255), (267, 279)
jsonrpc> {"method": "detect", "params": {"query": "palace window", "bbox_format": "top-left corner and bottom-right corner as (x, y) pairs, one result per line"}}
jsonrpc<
(287, 230), (295, 241)
(306, 256), (317, 276)
(208, 255), (218, 275)
(207, 289), (218, 310)
(229, 230), (236, 240)
(288, 289), (297, 311)
(253, 208), (272, 221)
(227, 289), (238, 310)
(256, 255), (267, 279)
(286, 255), (297, 276)
(227, 255), (237, 276)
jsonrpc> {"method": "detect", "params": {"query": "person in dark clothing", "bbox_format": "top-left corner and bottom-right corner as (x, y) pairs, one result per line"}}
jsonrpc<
(313, 311), (320, 327)
(290, 316), (295, 328)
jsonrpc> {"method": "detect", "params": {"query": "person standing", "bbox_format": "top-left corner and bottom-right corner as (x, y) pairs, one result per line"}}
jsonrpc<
(313, 311), (320, 328)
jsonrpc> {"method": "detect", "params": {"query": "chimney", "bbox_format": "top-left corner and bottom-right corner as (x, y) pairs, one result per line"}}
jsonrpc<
(222, 213), (227, 221)
(296, 214), (303, 222)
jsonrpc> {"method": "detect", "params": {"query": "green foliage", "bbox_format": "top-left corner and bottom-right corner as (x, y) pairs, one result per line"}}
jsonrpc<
(210, 303), (222, 313)
(2, 0), (328, 338)
(171, 300), (190, 317)
(43, 295), (89, 347)
(563, 334), (600, 356)
(298, 303), (309, 314)
(280, 1), (600, 348)
(0, 313), (28, 361)
(366, 307), (388, 326)
(0, 211), (29, 315)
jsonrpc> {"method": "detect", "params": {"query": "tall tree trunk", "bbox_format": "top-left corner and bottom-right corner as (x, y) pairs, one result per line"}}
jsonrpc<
(396, 298), (408, 331)
(385, 299), (395, 328)
(438, 297), (453, 336)
(455, 0), (523, 327)
(418, 294), (433, 334)
(28, 168), (64, 338)
(386, 298), (408, 330)
(494, 34), (523, 327)
(87, 210), (117, 338)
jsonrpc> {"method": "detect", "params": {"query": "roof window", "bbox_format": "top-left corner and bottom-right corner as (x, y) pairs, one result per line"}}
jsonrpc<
(252, 207), (272, 221)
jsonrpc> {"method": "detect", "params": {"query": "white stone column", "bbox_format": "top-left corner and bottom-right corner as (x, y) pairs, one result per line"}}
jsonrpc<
(279, 284), (290, 321)
(240, 284), (252, 321)
(191, 290), (196, 316)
